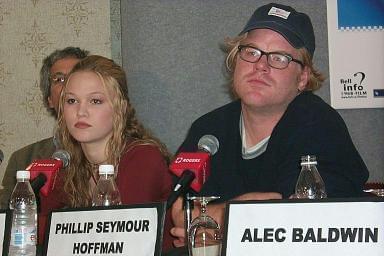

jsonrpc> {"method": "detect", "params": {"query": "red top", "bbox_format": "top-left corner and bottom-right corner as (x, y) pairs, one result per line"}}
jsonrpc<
(38, 144), (174, 251)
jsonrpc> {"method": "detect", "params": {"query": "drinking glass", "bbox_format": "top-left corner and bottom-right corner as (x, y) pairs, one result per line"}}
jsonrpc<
(188, 196), (222, 256)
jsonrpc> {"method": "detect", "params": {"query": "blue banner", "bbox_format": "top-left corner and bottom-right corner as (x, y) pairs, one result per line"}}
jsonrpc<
(337, 0), (384, 29)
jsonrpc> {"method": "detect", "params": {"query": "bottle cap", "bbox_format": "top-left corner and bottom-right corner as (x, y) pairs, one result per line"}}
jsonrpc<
(16, 170), (30, 179)
(98, 164), (114, 175)
(300, 155), (317, 165)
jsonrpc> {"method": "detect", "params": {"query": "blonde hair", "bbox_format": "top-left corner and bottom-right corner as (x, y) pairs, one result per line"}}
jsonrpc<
(56, 55), (170, 207)
(224, 33), (325, 94)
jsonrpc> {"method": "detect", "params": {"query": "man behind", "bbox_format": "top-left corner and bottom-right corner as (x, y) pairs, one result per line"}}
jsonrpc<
(0, 47), (89, 207)
(171, 3), (369, 247)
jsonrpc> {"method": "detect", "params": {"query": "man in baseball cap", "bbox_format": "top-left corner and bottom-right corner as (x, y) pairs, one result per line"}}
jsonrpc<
(170, 3), (368, 251)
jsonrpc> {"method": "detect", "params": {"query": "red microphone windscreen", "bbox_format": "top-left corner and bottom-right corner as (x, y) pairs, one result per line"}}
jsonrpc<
(169, 152), (210, 192)
(27, 159), (63, 196)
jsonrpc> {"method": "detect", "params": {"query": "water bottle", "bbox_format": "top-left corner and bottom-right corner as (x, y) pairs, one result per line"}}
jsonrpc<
(92, 164), (122, 206)
(9, 170), (37, 256)
(295, 155), (327, 199)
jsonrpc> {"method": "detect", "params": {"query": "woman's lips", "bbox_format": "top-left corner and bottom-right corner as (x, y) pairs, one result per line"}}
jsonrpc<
(74, 122), (91, 129)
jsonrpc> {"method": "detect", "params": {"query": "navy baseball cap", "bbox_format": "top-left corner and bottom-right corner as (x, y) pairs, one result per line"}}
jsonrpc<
(240, 3), (315, 58)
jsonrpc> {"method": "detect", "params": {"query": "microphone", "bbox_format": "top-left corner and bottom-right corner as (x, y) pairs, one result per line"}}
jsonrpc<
(170, 135), (219, 192)
(27, 150), (70, 196)
(167, 135), (219, 208)
(0, 149), (3, 165)
(166, 170), (195, 209)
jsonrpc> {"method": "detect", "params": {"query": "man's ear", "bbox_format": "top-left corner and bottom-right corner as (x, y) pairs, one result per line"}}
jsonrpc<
(298, 66), (310, 91)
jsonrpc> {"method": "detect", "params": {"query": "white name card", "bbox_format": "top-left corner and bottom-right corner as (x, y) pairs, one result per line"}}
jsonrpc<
(44, 203), (165, 256)
(0, 212), (5, 253)
(223, 198), (384, 256)
(0, 210), (11, 255)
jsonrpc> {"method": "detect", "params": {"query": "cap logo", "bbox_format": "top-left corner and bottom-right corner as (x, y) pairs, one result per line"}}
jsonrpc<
(268, 6), (290, 19)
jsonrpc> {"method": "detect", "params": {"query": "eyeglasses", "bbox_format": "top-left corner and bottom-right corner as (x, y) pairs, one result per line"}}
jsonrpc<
(237, 45), (304, 69)
(50, 73), (67, 85)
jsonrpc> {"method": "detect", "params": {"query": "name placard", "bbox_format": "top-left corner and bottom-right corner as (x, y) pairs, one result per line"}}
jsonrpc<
(0, 209), (11, 256)
(44, 203), (165, 256)
(223, 198), (384, 256)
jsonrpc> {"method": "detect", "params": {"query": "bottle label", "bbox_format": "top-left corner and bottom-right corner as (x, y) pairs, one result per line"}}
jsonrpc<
(11, 226), (37, 246)
(300, 161), (317, 165)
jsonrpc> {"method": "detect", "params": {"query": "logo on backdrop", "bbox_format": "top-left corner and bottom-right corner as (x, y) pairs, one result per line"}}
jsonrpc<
(339, 72), (367, 99)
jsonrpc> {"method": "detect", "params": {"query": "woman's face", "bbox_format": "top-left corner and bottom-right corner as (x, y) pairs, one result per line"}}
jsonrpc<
(63, 71), (114, 148)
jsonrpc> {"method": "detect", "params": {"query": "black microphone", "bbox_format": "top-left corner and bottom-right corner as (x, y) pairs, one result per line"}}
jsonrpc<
(167, 135), (219, 210)
(166, 170), (196, 209)
(31, 173), (47, 196)
(169, 135), (219, 192)
(168, 135), (219, 247)
(28, 150), (70, 196)
(0, 149), (3, 165)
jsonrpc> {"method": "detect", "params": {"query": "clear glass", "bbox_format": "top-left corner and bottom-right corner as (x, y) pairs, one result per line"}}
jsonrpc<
(92, 173), (121, 206)
(363, 189), (384, 197)
(9, 176), (37, 256)
(295, 155), (327, 199)
(188, 196), (222, 256)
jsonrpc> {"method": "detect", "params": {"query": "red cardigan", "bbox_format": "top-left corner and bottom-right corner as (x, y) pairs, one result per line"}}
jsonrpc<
(39, 144), (174, 251)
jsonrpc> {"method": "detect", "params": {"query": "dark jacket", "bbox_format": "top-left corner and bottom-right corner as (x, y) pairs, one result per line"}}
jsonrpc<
(178, 92), (369, 200)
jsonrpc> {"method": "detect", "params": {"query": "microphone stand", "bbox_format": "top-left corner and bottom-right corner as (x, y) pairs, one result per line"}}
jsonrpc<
(184, 192), (193, 255)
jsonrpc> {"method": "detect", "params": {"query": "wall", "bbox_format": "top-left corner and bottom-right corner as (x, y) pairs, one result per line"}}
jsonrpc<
(0, 0), (121, 186)
(121, 0), (383, 182)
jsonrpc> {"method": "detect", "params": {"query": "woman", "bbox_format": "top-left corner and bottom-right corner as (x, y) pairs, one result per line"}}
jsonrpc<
(39, 55), (174, 250)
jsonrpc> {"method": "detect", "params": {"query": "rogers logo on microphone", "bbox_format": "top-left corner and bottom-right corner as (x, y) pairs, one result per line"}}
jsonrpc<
(34, 163), (56, 167)
(175, 157), (201, 164)
(26, 159), (62, 172)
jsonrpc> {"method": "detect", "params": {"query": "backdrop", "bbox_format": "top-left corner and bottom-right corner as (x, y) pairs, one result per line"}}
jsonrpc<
(121, 0), (383, 182)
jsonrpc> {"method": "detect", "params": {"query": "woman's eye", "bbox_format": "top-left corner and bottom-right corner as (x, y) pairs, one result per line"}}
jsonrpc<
(66, 98), (76, 104)
(91, 99), (102, 104)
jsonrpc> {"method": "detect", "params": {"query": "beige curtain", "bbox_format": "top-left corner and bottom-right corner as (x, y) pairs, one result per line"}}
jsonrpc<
(0, 0), (119, 186)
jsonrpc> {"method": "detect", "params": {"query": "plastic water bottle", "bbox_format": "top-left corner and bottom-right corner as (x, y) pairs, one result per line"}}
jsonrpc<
(92, 164), (121, 206)
(9, 170), (37, 256)
(295, 155), (327, 199)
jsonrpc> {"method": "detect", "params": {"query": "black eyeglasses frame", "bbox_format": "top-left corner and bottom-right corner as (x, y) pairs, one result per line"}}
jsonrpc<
(237, 45), (304, 69)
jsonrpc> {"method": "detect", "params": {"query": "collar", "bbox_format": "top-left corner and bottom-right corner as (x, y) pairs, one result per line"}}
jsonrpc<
(240, 112), (270, 160)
